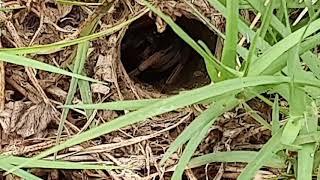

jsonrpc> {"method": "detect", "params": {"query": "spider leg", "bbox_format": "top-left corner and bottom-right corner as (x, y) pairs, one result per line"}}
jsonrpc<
(165, 46), (191, 84)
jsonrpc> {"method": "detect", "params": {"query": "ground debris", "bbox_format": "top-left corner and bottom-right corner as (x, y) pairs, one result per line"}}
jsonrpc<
(0, 101), (54, 138)
(0, 0), (278, 179)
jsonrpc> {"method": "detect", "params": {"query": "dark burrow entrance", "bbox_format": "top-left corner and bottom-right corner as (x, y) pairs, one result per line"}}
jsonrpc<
(120, 15), (217, 94)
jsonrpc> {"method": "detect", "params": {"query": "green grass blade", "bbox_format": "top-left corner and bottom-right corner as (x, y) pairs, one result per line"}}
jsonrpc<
(259, 0), (275, 39)
(0, 155), (121, 170)
(246, 0), (290, 35)
(243, 0), (273, 76)
(55, 2), (112, 158)
(220, 0), (238, 70)
(197, 41), (219, 81)
(183, 0), (259, 65)
(172, 119), (215, 179)
(142, 0), (236, 81)
(76, 2), (113, 118)
(298, 142), (316, 179)
(0, 13), (145, 55)
(78, 77), (94, 117)
(198, 40), (243, 78)
(283, 42), (305, 145)
(248, 0), (320, 59)
(281, 48), (305, 145)
(301, 51), (320, 79)
(240, 0), (320, 9)
(0, 161), (42, 180)
(63, 99), (159, 110)
(300, 33), (320, 53)
(188, 151), (285, 169)
(215, 0), (320, 58)
(75, 12), (102, 118)
(272, 94), (280, 135)
(242, 102), (272, 129)
(207, 0), (294, 77)
(0, 52), (100, 83)
(248, 19), (320, 75)
(207, 0), (270, 51)
(55, 41), (91, 158)
(10, 75), (313, 172)
(238, 129), (283, 180)
(281, 8), (320, 146)
(281, 116), (303, 145)
(160, 105), (214, 165)
(160, 91), (241, 165)
(305, 0), (315, 17)
(281, 0), (291, 33)
(242, 31), (260, 76)
(294, 131), (320, 145)
(208, 0), (320, 80)
(213, 0), (320, 77)
(297, 101), (318, 180)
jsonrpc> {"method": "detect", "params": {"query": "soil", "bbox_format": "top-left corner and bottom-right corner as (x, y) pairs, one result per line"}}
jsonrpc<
(0, 0), (277, 179)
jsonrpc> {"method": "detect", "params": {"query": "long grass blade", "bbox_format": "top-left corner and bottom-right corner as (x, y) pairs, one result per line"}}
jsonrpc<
(160, 91), (241, 165)
(172, 120), (214, 179)
(0, 161), (42, 180)
(63, 99), (159, 110)
(0, 52), (99, 83)
(188, 151), (285, 169)
(9, 75), (315, 172)
(54, 2), (112, 158)
(243, 0), (273, 76)
(238, 129), (283, 179)
(0, 155), (122, 170)
(272, 94), (280, 135)
(0, 12), (146, 55)
(242, 102), (272, 129)
(220, 0), (238, 70)
(142, 0), (236, 80)
(54, 40), (91, 158)
(297, 101), (318, 179)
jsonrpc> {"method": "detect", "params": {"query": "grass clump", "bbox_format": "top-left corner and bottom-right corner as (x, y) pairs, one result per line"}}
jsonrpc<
(2, 0), (320, 179)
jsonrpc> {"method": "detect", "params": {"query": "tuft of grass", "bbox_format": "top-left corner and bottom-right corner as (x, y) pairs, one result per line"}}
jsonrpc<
(54, 2), (114, 159)
(0, 52), (100, 83)
(220, 0), (238, 72)
(3, 0), (320, 179)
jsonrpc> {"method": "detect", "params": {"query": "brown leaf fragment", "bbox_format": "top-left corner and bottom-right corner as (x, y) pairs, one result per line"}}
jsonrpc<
(17, 103), (54, 137)
(94, 54), (114, 83)
(0, 101), (30, 134)
(0, 101), (54, 137)
(91, 83), (111, 95)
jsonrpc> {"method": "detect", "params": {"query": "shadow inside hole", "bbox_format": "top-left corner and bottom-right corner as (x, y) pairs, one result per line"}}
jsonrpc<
(23, 11), (40, 32)
(121, 15), (217, 94)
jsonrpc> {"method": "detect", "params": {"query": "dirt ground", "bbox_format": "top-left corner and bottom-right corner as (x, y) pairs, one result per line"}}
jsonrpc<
(0, 0), (278, 179)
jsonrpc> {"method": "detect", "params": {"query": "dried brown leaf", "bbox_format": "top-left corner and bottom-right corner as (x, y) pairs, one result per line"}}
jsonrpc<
(0, 101), (54, 137)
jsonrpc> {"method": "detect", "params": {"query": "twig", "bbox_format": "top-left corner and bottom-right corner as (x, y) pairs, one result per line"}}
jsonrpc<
(0, 25), (5, 111)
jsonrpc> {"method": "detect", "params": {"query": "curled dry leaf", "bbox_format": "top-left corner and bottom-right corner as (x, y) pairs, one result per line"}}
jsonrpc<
(91, 83), (111, 95)
(0, 101), (54, 137)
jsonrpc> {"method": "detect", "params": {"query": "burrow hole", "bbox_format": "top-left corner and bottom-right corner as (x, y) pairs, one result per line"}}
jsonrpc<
(121, 16), (217, 94)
